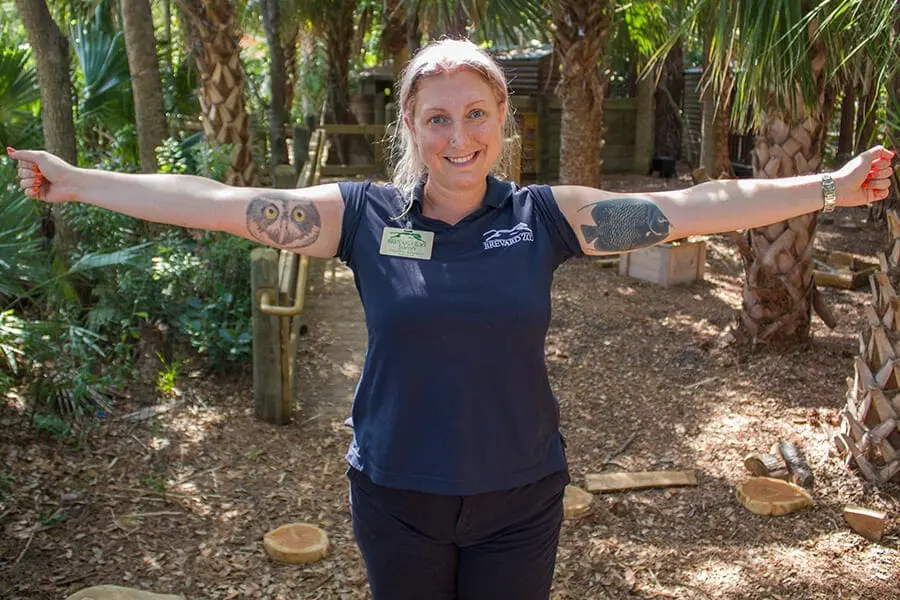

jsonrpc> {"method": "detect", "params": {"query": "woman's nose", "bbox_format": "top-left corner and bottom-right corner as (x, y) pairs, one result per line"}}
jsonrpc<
(449, 123), (466, 147)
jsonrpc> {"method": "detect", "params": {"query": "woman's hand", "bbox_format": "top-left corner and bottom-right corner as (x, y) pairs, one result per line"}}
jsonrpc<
(6, 147), (80, 203)
(834, 145), (895, 207)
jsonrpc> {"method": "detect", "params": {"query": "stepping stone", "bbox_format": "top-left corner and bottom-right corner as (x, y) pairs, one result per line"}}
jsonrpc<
(67, 586), (183, 600)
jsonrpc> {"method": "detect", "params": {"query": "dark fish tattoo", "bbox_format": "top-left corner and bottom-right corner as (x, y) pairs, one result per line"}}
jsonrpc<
(246, 194), (321, 249)
(578, 197), (672, 252)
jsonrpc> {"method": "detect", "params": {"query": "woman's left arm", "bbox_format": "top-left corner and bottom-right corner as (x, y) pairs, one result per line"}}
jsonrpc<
(553, 146), (895, 256)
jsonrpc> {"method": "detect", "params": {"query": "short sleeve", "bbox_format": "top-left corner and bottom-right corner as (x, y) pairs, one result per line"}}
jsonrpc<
(527, 184), (584, 265)
(336, 181), (370, 265)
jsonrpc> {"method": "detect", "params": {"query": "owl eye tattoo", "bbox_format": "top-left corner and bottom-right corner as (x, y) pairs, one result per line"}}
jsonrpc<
(246, 194), (321, 249)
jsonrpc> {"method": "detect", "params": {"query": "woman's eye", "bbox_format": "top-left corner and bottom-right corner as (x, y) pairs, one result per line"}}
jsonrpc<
(264, 205), (278, 219)
(470, 109), (485, 119)
(428, 115), (447, 125)
(292, 208), (306, 223)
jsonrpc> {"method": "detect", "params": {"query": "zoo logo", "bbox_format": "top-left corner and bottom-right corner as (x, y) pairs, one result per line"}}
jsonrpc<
(387, 230), (427, 250)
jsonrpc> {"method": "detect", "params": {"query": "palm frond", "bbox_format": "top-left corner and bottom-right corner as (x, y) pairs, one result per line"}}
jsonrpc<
(71, 11), (134, 130)
(0, 176), (46, 301)
(0, 41), (40, 149)
(667, 0), (897, 131)
(66, 243), (151, 275)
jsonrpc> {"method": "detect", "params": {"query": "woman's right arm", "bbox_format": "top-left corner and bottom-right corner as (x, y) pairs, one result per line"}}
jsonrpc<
(8, 148), (345, 258)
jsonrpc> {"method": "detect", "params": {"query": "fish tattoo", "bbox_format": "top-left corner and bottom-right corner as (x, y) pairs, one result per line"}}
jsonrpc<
(246, 194), (321, 249)
(578, 197), (672, 252)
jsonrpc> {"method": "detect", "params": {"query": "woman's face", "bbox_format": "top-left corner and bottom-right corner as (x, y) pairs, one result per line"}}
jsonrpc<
(407, 69), (506, 192)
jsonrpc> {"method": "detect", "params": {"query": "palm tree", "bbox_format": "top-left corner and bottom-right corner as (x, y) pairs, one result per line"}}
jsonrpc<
(550, 1), (613, 188)
(179, 0), (256, 186)
(121, 0), (168, 173)
(688, 0), (896, 346)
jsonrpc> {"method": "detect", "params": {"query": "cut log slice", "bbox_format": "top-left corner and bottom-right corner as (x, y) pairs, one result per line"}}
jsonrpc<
(263, 523), (329, 564)
(563, 484), (593, 519)
(736, 477), (813, 516)
(843, 505), (888, 542)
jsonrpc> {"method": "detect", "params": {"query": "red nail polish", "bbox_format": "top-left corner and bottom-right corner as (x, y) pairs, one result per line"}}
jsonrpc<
(5, 146), (13, 154)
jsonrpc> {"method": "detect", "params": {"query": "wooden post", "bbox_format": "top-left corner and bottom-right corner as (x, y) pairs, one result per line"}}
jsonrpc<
(293, 124), (310, 175)
(274, 164), (295, 189)
(633, 73), (656, 173)
(251, 247), (287, 424)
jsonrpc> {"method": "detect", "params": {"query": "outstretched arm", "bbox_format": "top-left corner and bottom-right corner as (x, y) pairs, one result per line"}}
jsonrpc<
(7, 148), (345, 258)
(553, 146), (895, 256)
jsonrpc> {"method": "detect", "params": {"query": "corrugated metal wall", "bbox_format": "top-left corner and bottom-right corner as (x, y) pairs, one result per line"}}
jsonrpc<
(682, 68), (702, 168)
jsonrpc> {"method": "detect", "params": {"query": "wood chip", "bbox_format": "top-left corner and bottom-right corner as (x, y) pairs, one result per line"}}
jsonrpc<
(585, 470), (697, 493)
(736, 477), (813, 516)
(843, 505), (888, 542)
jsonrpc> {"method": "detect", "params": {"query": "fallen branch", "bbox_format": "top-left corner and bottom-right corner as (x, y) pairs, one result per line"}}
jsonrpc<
(602, 432), (638, 468)
(14, 529), (35, 564)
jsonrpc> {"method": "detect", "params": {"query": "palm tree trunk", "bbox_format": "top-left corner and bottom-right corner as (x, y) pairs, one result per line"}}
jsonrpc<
(283, 23), (299, 118)
(552, 1), (612, 188)
(738, 34), (833, 346)
(14, 0), (76, 163)
(714, 80), (734, 178)
(122, 0), (168, 173)
(14, 0), (77, 253)
(654, 43), (683, 160)
(382, 0), (409, 74)
(179, 0), (256, 186)
(320, 0), (362, 164)
(836, 81), (855, 164)
(261, 0), (288, 176)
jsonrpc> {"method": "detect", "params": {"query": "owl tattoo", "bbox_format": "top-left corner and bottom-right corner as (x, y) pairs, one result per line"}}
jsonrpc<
(246, 194), (321, 249)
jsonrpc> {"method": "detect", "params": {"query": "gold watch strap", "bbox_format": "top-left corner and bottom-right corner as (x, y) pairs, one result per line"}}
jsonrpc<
(822, 174), (836, 213)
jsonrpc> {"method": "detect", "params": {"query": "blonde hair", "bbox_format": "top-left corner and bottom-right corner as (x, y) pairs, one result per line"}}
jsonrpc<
(389, 39), (517, 211)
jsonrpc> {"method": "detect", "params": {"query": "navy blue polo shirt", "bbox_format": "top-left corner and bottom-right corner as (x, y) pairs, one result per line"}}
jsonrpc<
(336, 175), (583, 495)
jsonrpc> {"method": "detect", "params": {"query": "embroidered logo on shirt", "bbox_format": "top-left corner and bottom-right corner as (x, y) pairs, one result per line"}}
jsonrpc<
(482, 222), (534, 249)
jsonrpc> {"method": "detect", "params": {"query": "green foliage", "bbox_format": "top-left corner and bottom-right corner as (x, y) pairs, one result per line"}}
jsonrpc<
(32, 413), (72, 441)
(38, 507), (66, 528)
(668, 0), (899, 131)
(71, 3), (138, 168)
(0, 176), (46, 300)
(156, 353), (179, 396)
(152, 232), (255, 371)
(156, 134), (233, 181)
(0, 42), (41, 151)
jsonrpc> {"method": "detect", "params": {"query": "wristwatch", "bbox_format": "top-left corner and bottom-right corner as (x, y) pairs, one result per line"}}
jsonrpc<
(821, 174), (836, 213)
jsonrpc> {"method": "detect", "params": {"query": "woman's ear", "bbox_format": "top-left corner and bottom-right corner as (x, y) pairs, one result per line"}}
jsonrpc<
(498, 99), (507, 128)
(402, 113), (414, 135)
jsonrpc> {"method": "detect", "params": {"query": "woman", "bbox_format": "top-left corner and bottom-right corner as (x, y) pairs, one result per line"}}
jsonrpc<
(8, 39), (894, 600)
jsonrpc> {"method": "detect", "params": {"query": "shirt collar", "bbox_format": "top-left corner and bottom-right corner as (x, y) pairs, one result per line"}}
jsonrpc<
(412, 175), (514, 209)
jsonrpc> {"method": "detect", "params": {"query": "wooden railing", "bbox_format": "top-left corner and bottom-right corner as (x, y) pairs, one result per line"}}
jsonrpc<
(250, 129), (328, 425)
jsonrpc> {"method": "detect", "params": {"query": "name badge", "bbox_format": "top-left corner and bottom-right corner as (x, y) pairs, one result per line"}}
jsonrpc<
(379, 227), (434, 260)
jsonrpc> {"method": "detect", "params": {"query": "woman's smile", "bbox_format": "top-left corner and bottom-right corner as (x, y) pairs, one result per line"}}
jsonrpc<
(446, 151), (480, 166)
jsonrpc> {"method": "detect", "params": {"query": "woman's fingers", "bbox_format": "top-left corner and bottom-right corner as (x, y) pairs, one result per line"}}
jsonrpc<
(865, 178), (892, 191)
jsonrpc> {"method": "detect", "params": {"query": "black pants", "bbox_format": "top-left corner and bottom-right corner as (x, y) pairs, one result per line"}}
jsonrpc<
(348, 468), (568, 600)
